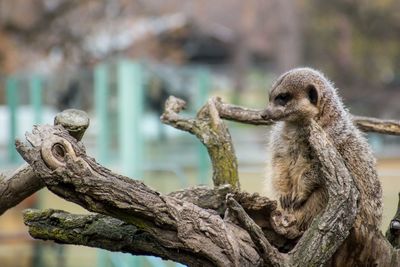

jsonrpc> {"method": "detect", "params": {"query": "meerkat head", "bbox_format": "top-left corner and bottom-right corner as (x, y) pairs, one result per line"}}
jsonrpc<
(262, 68), (332, 124)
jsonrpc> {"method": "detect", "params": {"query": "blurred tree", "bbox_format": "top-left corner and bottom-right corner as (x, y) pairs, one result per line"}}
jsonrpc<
(0, 0), (399, 115)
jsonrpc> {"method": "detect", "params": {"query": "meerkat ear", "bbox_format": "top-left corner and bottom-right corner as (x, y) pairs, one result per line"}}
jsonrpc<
(307, 84), (319, 105)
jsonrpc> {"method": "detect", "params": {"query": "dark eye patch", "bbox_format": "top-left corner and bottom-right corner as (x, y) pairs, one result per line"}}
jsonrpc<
(274, 93), (292, 106)
(307, 84), (318, 105)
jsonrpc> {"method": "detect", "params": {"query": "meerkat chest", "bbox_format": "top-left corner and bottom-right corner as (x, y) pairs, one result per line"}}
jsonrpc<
(270, 127), (317, 192)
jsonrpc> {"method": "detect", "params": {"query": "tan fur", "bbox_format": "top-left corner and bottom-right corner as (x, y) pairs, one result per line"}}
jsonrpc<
(265, 68), (383, 266)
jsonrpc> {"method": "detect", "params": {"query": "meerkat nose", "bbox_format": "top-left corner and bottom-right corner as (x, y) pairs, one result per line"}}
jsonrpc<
(261, 108), (273, 120)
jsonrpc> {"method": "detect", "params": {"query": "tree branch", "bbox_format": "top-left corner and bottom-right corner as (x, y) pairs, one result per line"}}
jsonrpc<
(211, 97), (400, 135)
(161, 96), (239, 189)
(4, 97), (399, 266)
(17, 124), (262, 266)
(0, 109), (89, 215)
(352, 115), (400, 136)
(23, 209), (220, 266)
(226, 195), (287, 267)
(0, 164), (43, 215)
(287, 120), (359, 266)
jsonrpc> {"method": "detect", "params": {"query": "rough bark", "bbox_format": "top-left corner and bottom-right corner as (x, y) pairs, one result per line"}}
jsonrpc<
(23, 209), (247, 267)
(161, 96), (240, 189)
(211, 96), (400, 135)
(288, 120), (359, 266)
(2, 98), (398, 216)
(0, 109), (89, 215)
(18, 115), (399, 266)
(16, 124), (262, 267)
(352, 115), (400, 136)
(1, 97), (399, 266)
(0, 164), (44, 215)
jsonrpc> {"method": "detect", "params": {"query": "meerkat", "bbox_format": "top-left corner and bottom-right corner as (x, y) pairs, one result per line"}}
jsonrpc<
(263, 68), (383, 265)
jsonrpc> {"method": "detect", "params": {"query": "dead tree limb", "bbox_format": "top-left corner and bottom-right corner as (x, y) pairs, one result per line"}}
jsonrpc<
(0, 164), (43, 215)
(23, 209), (234, 266)
(287, 120), (359, 266)
(211, 97), (400, 135)
(353, 116), (400, 136)
(18, 97), (400, 266)
(15, 122), (333, 266)
(2, 97), (398, 216)
(161, 96), (239, 189)
(17, 124), (263, 267)
(2, 96), (400, 266)
(0, 109), (89, 215)
(226, 195), (287, 267)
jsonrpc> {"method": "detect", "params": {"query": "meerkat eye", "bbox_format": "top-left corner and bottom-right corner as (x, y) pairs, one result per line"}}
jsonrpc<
(274, 93), (292, 106)
(307, 84), (318, 105)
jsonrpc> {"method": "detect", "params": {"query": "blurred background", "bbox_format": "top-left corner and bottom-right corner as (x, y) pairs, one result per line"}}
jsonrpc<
(0, 0), (399, 267)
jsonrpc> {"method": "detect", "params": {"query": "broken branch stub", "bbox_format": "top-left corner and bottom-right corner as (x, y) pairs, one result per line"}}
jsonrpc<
(161, 96), (239, 189)
(0, 109), (89, 215)
(54, 109), (90, 141)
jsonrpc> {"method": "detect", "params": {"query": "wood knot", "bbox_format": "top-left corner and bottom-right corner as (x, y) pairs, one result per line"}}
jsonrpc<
(40, 137), (77, 170)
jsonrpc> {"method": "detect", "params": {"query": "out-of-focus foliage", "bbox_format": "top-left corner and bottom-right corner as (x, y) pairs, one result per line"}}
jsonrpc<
(303, 0), (400, 87)
(0, 0), (399, 115)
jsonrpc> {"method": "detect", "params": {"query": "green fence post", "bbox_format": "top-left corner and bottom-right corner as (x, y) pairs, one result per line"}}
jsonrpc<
(95, 64), (110, 165)
(29, 75), (44, 267)
(95, 64), (111, 267)
(117, 60), (144, 267)
(196, 68), (210, 185)
(29, 75), (43, 125)
(6, 76), (19, 164)
(117, 60), (144, 179)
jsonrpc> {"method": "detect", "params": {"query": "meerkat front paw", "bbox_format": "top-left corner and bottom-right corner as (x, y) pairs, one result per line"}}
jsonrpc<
(270, 209), (304, 240)
(279, 193), (308, 209)
(291, 194), (308, 209)
(279, 194), (292, 209)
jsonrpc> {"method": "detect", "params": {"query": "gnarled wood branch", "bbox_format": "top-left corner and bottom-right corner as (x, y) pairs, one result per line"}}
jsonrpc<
(161, 96), (240, 189)
(17, 124), (263, 267)
(15, 122), (337, 266)
(2, 96), (400, 266)
(2, 98), (398, 216)
(0, 109), (89, 215)
(211, 96), (400, 135)
(23, 209), (231, 266)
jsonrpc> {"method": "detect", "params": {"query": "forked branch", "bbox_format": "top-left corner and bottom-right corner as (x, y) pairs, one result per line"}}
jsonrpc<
(17, 124), (262, 266)
(161, 96), (239, 189)
(2, 96), (399, 266)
